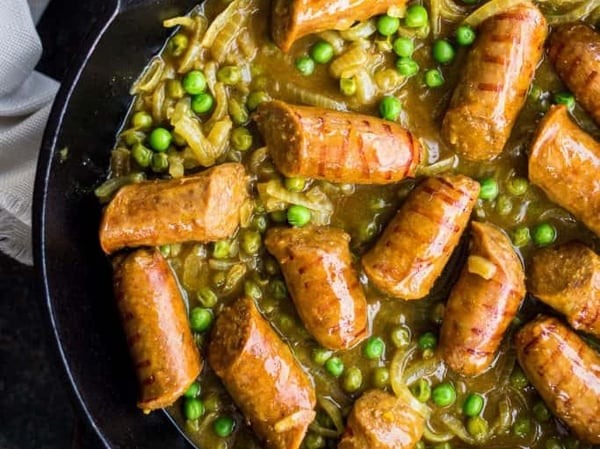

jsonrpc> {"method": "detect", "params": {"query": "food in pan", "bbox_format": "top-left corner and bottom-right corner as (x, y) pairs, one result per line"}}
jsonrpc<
(95, 0), (600, 447)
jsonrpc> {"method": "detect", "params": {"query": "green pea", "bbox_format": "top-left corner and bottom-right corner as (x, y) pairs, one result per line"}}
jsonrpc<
(183, 398), (205, 420)
(393, 37), (415, 57)
(151, 152), (169, 172)
(197, 287), (218, 308)
(228, 98), (249, 125)
(169, 33), (189, 57)
(203, 394), (221, 412)
(191, 92), (214, 114)
(244, 280), (262, 300)
(372, 367), (390, 388)
(340, 77), (357, 96)
(533, 401), (551, 422)
(213, 415), (235, 437)
(545, 437), (564, 449)
(252, 214), (268, 233)
(532, 222), (556, 247)
(131, 143), (153, 168)
(357, 221), (377, 242)
(183, 382), (201, 398)
(463, 393), (484, 417)
(529, 85), (544, 101)
(553, 91), (575, 110)
(247, 91), (270, 111)
(269, 279), (288, 300)
(511, 225), (531, 248)
(405, 5), (429, 28)
(363, 336), (385, 359)
(391, 325), (411, 348)
(479, 177), (498, 200)
(182, 70), (207, 95)
(456, 25), (476, 46)
(166, 79), (185, 99)
(432, 382), (456, 407)
(424, 68), (444, 87)
(304, 433), (325, 449)
(510, 367), (529, 389)
(310, 41), (334, 64)
(379, 96), (402, 121)
(295, 56), (315, 76)
(342, 367), (363, 393)
(231, 127), (253, 151)
(312, 348), (333, 365)
(496, 194), (513, 216)
(148, 127), (172, 152)
(287, 205), (312, 227)
(241, 230), (261, 254)
(124, 130), (145, 146)
(467, 416), (489, 441)
(377, 14), (400, 36)
(507, 177), (529, 196)
(213, 240), (231, 258)
(159, 245), (171, 258)
(432, 39), (455, 64)
(132, 111), (153, 130)
(512, 416), (531, 438)
(411, 378), (431, 403)
(217, 65), (242, 85)
(396, 57), (419, 77)
(284, 177), (306, 192)
(190, 307), (213, 332)
(325, 356), (344, 377)
(417, 331), (437, 350)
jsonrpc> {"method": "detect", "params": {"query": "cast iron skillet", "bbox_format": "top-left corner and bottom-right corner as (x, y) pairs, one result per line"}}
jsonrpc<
(33, 0), (201, 447)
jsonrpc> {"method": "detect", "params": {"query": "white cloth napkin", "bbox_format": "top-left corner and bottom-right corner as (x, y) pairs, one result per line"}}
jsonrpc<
(0, 0), (59, 265)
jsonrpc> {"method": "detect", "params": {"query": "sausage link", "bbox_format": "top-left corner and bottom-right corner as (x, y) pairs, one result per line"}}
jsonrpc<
(265, 226), (368, 350)
(548, 23), (600, 126)
(515, 315), (600, 443)
(441, 1), (547, 161)
(528, 105), (600, 237)
(528, 242), (600, 337)
(439, 222), (525, 375)
(254, 100), (421, 185)
(113, 248), (202, 412)
(208, 297), (316, 449)
(99, 163), (247, 254)
(361, 175), (479, 300)
(271, 0), (407, 52)
(338, 389), (425, 449)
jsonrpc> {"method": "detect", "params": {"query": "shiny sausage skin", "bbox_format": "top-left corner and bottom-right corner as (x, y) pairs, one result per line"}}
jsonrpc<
(338, 389), (425, 449)
(361, 175), (479, 300)
(528, 242), (600, 337)
(208, 297), (316, 449)
(254, 100), (421, 185)
(515, 315), (600, 443)
(441, 2), (546, 161)
(99, 163), (247, 254)
(272, 0), (407, 52)
(439, 222), (525, 376)
(528, 105), (600, 237)
(548, 23), (600, 126)
(113, 248), (202, 413)
(265, 226), (368, 350)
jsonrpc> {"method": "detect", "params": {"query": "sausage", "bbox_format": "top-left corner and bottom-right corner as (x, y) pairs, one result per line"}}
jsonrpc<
(207, 297), (316, 449)
(528, 105), (600, 237)
(113, 248), (202, 412)
(361, 175), (479, 300)
(515, 315), (600, 443)
(528, 242), (600, 337)
(338, 389), (425, 449)
(271, 0), (407, 52)
(254, 100), (421, 185)
(99, 162), (247, 254)
(548, 23), (600, 126)
(264, 226), (368, 350)
(441, 1), (547, 161)
(439, 222), (525, 376)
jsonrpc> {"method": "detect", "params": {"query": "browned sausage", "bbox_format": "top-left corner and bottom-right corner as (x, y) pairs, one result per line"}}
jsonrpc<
(439, 222), (525, 376)
(271, 0), (407, 52)
(361, 175), (479, 300)
(207, 297), (316, 449)
(442, 2), (547, 161)
(338, 389), (425, 449)
(548, 23), (600, 126)
(515, 315), (600, 443)
(113, 248), (202, 412)
(264, 226), (368, 350)
(528, 105), (600, 237)
(254, 100), (421, 185)
(99, 163), (247, 254)
(528, 242), (600, 337)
